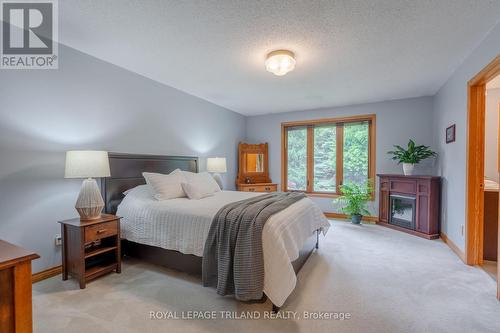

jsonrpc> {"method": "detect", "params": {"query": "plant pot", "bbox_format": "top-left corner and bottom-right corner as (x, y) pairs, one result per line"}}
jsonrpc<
(351, 214), (362, 224)
(402, 163), (415, 176)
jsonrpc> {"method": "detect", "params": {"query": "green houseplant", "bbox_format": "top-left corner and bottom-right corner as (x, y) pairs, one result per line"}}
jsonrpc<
(334, 180), (373, 224)
(387, 139), (436, 175)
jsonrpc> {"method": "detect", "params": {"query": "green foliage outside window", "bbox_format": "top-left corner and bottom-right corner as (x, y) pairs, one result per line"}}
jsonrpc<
(286, 121), (370, 192)
(287, 128), (307, 190)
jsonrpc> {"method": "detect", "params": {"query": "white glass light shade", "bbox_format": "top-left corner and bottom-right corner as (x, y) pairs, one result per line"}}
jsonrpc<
(65, 151), (111, 179)
(207, 157), (227, 173)
(265, 50), (296, 76)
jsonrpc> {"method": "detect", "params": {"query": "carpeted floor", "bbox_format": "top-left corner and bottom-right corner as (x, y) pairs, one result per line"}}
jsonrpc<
(33, 220), (500, 333)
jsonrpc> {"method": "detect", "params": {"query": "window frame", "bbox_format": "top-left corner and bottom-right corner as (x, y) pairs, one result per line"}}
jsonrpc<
(281, 114), (376, 199)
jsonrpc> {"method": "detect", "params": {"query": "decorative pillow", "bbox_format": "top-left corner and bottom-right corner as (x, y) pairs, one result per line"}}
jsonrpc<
(181, 181), (215, 200)
(142, 169), (187, 200)
(182, 171), (221, 194)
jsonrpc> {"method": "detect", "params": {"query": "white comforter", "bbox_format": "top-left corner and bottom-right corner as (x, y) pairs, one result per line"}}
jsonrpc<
(117, 189), (330, 306)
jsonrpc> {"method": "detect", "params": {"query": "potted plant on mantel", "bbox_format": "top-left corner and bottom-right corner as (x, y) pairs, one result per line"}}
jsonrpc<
(387, 139), (437, 176)
(334, 180), (373, 224)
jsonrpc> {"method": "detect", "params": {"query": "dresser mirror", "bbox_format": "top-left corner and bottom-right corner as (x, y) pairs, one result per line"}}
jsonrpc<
(237, 142), (273, 187)
(245, 153), (265, 173)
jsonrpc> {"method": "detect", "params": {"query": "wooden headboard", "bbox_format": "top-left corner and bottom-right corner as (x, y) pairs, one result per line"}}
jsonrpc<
(102, 153), (199, 214)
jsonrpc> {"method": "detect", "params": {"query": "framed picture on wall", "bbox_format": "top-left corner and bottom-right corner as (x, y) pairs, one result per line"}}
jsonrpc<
(446, 124), (456, 143)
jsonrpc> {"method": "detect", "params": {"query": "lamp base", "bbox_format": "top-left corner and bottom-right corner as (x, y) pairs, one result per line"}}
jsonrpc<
(75, 178), (105, 221)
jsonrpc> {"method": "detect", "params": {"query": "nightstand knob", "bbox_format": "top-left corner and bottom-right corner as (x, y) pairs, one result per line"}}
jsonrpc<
(96, 229), (107, 234)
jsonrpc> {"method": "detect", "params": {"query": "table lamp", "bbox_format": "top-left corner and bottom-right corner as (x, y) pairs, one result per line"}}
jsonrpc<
(65, 151), (111, 220)
(207, 157), (227, 190)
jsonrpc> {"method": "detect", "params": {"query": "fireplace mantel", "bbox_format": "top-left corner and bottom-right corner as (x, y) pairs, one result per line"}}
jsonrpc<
(377, 174), (441, 239)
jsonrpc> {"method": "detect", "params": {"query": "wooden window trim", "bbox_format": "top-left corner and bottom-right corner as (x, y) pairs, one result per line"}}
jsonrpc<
(336, 123), (344, 190)
(281, 114), (376, 199)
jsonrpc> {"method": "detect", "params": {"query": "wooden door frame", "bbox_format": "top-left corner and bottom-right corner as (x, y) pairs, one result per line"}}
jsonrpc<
(466, 55), (500, 300)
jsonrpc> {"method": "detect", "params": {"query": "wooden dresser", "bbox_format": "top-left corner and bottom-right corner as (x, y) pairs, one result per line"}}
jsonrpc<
(236, 142), (277, 192)
(59, 214), (121, 289)
(0, 240), (39, 333)
(378, 174), (441, 239)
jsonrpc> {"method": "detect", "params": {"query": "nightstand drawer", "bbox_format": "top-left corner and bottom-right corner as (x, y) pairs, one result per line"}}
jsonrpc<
(85, 220), (118, 243)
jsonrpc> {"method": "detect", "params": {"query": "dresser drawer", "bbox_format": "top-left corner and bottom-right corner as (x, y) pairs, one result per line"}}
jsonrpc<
(240, 184), (277, 192)
(261, 184), (277, 192)
(85, 220), (118, 243)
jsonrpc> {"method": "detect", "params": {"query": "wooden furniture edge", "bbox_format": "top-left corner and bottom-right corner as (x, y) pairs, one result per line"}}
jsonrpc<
(0, 240), (39, 332)
(324, 212), (378, 223)
(440, 232), (466, 263)
(0, 253), (39, 271)
(32, 265), (62, 283)
(0, 240), (40, 271)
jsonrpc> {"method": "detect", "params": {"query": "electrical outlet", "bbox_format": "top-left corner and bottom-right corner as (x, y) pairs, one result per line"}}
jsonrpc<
(461, 225), (464, 236)
(54, 234), (62, 246)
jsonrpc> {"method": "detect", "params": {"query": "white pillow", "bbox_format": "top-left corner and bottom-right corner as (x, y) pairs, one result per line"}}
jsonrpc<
(123, 184), (154, 199)
(142, 169), (187, 200)
(181, 181), (215, 200)
(182, 171), (221, 193)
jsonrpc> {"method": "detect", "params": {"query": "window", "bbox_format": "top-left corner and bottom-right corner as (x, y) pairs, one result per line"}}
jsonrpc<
(282, 115), (375, 197)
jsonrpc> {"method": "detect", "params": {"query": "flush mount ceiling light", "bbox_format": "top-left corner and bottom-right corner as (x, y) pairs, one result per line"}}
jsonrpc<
(265, 50), (296, 76)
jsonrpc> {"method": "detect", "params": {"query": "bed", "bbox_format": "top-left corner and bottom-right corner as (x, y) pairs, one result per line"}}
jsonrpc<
(102, 153), (330, 310)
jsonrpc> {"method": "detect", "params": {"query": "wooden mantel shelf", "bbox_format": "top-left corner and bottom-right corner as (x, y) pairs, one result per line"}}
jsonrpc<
(377, 173), (440, 179)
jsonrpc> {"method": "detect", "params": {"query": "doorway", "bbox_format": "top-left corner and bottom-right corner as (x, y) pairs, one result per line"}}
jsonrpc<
(466, 55), (500, 300)
(482, 76), (500, 282)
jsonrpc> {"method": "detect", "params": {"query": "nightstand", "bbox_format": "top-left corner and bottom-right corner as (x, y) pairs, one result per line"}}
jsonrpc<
(58, 214), (121, 289)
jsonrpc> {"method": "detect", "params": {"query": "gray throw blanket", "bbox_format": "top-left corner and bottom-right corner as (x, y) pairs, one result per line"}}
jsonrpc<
(202, 192), (305, 301)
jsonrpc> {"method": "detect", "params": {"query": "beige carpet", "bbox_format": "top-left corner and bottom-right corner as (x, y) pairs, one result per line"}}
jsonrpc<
(33, 220), (500, 333)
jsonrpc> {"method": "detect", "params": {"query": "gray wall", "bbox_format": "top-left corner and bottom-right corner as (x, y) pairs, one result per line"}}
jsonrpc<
(433, 21), (500, 252)
(485, 88), (500, 182)
(245, 97), (436, 214)
(0, 44), (246, 273)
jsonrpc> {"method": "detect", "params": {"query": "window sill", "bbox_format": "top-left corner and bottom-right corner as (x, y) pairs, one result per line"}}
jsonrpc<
(284, 190), (340, 198)
(305, 192), (340, 198)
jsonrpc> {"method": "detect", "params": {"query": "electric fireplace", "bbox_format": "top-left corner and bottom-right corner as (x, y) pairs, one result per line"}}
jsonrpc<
(377, 174), (441, 239)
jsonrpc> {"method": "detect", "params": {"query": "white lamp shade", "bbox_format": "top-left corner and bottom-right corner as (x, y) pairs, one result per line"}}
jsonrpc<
(207, 157), (227, 173)
(65, 151), (111, 179)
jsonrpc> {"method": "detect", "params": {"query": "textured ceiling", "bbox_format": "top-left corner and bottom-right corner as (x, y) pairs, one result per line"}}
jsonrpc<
(58, 1), (500, 115)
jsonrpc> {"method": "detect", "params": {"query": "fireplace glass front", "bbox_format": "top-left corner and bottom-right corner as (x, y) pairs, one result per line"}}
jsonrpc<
(389, 194), (416, 230)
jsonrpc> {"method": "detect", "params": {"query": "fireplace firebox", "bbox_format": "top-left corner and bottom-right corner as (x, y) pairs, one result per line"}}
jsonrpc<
(390, 194), (416, 230)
